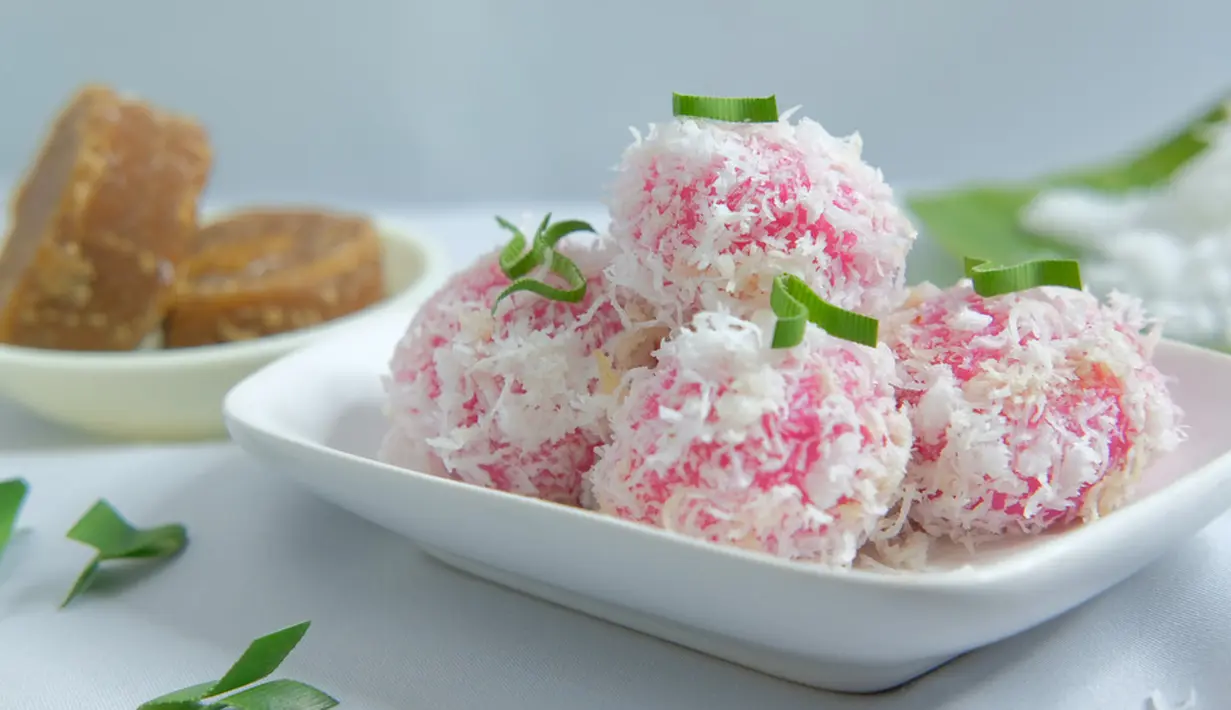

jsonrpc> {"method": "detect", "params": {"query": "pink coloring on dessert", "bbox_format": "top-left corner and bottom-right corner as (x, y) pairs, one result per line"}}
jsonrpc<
(380, 243), (634, 506)
(882, 281), (1185, 541)
(588, 311), (912, 566)
(605, 113), (917, 329)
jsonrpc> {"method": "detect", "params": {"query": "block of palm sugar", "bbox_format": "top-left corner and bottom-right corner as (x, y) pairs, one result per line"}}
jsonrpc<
(164, 209), (385, 348)
(0, 84), (212, 350)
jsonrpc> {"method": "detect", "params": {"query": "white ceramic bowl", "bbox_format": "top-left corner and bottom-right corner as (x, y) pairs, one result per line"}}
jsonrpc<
(0, 216), (449, 441)
(222, 312), (1231, 694)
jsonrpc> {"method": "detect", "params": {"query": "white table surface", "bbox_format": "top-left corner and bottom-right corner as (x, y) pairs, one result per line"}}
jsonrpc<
(0, 206), (1224, 710)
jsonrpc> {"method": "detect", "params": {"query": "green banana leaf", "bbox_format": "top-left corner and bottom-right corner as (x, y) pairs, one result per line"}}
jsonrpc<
(905, 94), (1230, 267)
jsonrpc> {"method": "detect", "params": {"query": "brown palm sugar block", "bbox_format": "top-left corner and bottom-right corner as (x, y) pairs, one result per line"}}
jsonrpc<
(164, 209), (385, 348)
(0, 85), (212, 350)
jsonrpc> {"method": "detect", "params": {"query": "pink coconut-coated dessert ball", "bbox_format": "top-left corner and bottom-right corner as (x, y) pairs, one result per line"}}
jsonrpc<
(605, 111), (917, 329)
(882, 281), (1185, 541)
(588, 310), (912, 566)
(380, 242), (657, 506)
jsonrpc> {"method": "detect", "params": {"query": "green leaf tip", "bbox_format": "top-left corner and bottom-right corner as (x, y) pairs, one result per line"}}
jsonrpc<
(672, 93), (779, 123)
(964, 257), (1083, 297)
(139, 621), (337, 710)
(491, 213), (594, 313)
(0, 478), (29, 565)
(770, 274), (879, 348)
(61, 499), (187, 608)
(495, 215), (544, 281)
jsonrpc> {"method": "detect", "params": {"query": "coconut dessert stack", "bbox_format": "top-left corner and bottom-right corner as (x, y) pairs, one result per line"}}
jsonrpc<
(379, 93), (1185, 571)
(586, 94), (919, 567)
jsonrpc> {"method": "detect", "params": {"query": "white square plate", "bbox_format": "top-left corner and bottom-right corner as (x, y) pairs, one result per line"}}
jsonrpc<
(222, 312), (1231, 693)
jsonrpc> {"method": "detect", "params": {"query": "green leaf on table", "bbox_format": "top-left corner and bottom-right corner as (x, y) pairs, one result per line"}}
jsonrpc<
(139, 621), (338, 710)
(905, 92), (1231, 266)
(0, 478), (29, 565)
(61, 499), (187, 607)
(202, 679), (338, 710)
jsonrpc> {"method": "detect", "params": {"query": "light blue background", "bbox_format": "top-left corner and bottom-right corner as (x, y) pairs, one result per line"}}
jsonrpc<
(0, 0), (1226, 209)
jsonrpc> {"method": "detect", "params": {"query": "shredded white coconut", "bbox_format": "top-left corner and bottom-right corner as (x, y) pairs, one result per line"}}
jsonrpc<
(380, 240), (652, 505)
(1022, 111), (1231, 347)
(604, 113), (916, 330)
(587, 310), (912, 566)
(882, 280), (1185, 542)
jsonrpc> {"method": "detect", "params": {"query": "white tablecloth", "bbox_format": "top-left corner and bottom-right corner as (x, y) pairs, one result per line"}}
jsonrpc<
(0, 207), (1224, 710)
